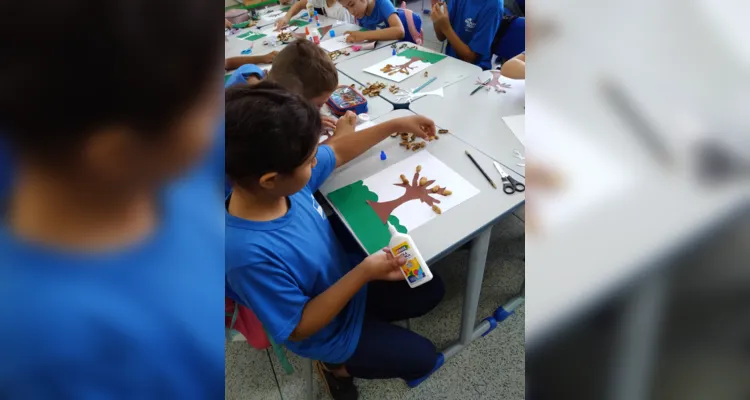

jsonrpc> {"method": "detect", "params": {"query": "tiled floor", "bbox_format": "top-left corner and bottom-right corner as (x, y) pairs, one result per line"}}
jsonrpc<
(226, 3), (524, 398)
(226, 207), (525, 400)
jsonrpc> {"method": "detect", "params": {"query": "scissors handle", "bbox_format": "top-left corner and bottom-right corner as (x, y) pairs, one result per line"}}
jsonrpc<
(508, 176), (525, 192)
(503, 181), (515, 194)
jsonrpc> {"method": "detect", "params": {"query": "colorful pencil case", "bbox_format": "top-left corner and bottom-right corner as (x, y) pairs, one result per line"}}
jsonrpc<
(326, 85), (368, 116)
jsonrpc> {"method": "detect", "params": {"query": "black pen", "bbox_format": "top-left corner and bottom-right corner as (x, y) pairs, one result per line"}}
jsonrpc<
(465, 150), (496, 189)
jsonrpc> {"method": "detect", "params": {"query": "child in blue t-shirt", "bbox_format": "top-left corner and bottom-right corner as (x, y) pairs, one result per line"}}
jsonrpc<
(225, 82), (445, 400)
(224, 52), (279, 87)
(431, 0), (502, 70)
(340, 0), (423, 44)
(0, 1), (224, 398)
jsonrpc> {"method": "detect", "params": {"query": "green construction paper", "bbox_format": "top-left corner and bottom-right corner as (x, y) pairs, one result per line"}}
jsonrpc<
(289, 19), (309, 27)
(397, 48), (447, 64)
(224, 0), (278, 11)
(327, 180), (407, 255)
(237, 32), (267, 41)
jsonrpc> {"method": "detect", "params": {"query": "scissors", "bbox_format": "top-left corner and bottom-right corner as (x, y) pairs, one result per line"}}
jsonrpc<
(493, 161), (525, 195)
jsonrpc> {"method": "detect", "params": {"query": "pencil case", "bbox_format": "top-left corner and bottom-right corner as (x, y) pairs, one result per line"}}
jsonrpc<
(326, 85), (368, 116)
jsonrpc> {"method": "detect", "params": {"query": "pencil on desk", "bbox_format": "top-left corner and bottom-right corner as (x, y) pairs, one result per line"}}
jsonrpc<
(413, 77), (436, 94)
(470, 78), (490, 96)
(465, 150), (496, 189)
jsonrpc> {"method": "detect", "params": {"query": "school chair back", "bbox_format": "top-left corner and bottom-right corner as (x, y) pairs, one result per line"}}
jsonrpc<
(398, 2), (424, 45)
(225, 297), (294, 374)
(491, 15), (525, 63)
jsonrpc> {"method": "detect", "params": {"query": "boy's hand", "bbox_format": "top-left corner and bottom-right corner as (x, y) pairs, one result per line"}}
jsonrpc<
(430, 3), (449, 32)
(344, 31), (365, 43)
(321, 115), (338, 131)
(360, 249), (406, 281)
(332, 111), (357, 139)
(275, 17), (290, 30)
(225, 19), (233, 29)
(260, 51), (279, 64)
(393, 115), (436, 139)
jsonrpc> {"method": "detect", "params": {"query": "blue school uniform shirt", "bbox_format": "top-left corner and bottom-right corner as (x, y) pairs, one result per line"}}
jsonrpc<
(358, 0), (397, 30)
(225, 145), (367, 364)
(0, 144), (224, 399)
(225, 64), (265, 88)
(446, 0), (502, 70)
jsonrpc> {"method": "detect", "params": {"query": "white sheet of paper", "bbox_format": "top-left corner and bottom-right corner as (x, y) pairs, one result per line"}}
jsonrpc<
(502, 115), (525, 146)
(363, 55), (432, 83)
(360, 151), (479, 230)
(319, 36), (351, 53)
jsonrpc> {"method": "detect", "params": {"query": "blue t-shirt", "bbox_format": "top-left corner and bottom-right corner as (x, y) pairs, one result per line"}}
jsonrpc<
(0, 151), (224, 399)
(358, 0), (397, 30)
(446, 0), (502, 70)
(225, 64), (265, 88)
(225, 145), (366, 364)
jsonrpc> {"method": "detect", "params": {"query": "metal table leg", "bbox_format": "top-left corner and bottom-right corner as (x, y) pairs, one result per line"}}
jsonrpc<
(460, 227), (492, 344)
(304, 358), (314, 400)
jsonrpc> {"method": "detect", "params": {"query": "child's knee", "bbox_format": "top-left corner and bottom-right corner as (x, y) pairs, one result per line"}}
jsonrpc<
(422, 274), (445, 309)
(408, 337), (438, 377)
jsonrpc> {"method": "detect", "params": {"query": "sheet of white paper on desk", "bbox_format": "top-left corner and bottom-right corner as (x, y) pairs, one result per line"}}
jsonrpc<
(530, 100), (635, 234)
(358, 150), (479, 231)
(319, 36), (352, 53)
(501, 115), (525, 146)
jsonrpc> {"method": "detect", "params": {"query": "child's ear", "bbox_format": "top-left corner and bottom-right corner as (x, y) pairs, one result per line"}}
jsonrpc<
(258, 172), (279, 190)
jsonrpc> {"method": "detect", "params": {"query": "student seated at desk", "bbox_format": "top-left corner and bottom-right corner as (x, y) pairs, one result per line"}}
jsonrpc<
(340, 0), (424, 44)
(430, 0), (502, 70)
(225, 82), (444, 400)
(276, 0), (355, 28)
(500, 51), (525, 79)
(225, 52), (279, 87)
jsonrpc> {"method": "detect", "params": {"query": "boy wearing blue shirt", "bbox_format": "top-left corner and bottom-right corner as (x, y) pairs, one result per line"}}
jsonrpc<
(340, 0), (412, 43)
(431, 0), (503, 70)
(225, 82), (445, 400)
(0, 1), (224, 398)
(224, 52), (278, 87)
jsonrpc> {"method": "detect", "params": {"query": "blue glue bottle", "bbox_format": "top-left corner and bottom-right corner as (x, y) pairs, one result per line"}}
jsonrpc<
(392, 48), (396, 56)
(380, 150), (387, 160)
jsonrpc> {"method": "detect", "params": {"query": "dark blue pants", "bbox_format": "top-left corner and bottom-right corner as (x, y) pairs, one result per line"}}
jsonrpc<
(334, 277), (445, 381)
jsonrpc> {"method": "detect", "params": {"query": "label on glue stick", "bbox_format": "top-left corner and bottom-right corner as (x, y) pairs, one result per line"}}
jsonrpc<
(391, 241), (426, 284)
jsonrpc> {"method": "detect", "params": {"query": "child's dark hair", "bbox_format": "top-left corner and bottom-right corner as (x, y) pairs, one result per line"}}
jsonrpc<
(225, 82), (321, 188)
(267, 39), (339, 100)
(0, 0), (222, 162)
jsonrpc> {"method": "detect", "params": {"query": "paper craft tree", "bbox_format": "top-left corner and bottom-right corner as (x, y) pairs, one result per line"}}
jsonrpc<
(381, 56), (423, 76)
(476, 70), (512, 93)
(366, 167), (452, 224)
(317, 25), (332, 37)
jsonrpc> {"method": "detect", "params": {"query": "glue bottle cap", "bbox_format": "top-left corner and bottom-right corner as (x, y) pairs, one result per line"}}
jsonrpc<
(387, 222), (398, 235)
(380, 150), (386, 160)
(330, 30), (335, 37)
(314, 10), (318, 15)
(392, 48), (396, 55)
(305, 27), (310, 34)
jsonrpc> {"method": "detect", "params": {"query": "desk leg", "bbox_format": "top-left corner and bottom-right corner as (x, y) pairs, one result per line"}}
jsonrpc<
(460, 227), (492, 345)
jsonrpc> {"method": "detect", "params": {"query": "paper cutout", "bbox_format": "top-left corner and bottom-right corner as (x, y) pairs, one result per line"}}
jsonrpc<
(326, 151), (479, 254)
(476, 70), (512, 93)
(317, 25), (333, 37)
(289, 19), (309, 27)
(363, 49), (446, 83)
(237, 32), (267, 41)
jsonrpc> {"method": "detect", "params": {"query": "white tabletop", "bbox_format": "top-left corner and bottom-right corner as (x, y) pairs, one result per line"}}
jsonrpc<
(336, 42), (482, 105)
(409, 70), (527, 176)
(320, 109), (525, 262)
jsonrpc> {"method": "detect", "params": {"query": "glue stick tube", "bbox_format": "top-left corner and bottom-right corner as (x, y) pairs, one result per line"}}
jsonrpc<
(387, 222), (433, 288)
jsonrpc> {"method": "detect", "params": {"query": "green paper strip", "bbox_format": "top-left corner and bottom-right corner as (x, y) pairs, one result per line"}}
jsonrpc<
(289, 19), (309, 27)
(327, 180), (407, 255)
(237, 32), (267, 41)
(397, 48), (447, 64)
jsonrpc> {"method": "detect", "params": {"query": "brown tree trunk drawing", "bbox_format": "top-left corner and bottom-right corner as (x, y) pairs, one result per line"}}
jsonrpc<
(366, 169), (451, 224)
(382, 57), (424, 76)
(476, 70), (511, 93)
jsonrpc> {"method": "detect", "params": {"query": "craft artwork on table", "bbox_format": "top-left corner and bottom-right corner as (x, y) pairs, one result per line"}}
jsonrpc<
(363, 49), (446, 83)
(327, 151), (479, 254)
(476, 70), (512, 93)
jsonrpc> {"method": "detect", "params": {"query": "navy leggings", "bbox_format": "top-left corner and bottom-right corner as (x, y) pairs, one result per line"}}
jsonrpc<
(328, 277), (445, 381)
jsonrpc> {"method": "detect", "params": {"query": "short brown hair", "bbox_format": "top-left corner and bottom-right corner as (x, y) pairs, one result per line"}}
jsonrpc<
(267, 39), (338, 100)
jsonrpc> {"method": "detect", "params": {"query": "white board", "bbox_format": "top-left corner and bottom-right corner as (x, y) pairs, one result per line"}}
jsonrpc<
(360, 151), (479, 230)
(363, 55), (433, 83)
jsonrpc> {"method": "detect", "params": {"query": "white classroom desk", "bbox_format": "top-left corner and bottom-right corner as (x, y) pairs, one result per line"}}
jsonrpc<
(336, 42), (482, 105)
(409, 70), (527, 176)
(319, 109), (525, 369)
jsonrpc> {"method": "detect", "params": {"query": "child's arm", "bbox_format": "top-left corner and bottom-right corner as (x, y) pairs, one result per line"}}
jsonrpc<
(328, 113), (435, 168)
(432, 2), (478, 63)
(431, 3), (447, 42)
(345, 13), (405, 42)
(289, 250), (406, 341)
(500, 53), (525, 79)
(276, 0), (308, 29)
(224, 52), (279, 70)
